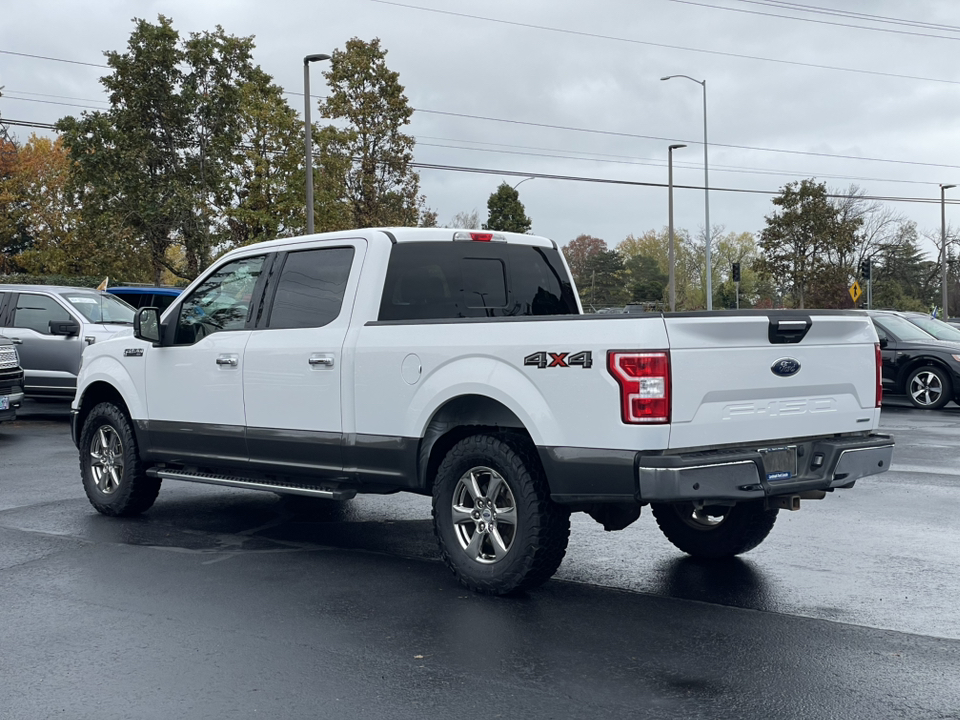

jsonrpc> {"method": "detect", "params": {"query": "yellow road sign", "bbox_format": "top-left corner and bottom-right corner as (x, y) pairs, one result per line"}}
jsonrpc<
(849, 280), (862, 303)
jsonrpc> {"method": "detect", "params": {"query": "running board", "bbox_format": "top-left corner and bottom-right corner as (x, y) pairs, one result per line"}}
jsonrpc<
(147, 468), (358, 500)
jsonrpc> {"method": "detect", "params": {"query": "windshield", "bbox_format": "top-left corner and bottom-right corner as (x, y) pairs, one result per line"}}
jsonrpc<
(63, 292), (135, 324)
(907, 315), (960, 342)
(872, 314), (937, 343)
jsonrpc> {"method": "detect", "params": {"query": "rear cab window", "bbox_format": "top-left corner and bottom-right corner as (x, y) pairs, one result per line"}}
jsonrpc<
(378, 241), (578, 321)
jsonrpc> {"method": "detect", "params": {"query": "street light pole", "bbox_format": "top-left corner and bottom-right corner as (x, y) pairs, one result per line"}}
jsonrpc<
(668, 144), (687, 313)
(942, 184), (955, 318)
(512, 176), (535, 190)
(304, 53), (331, 235)
(661, 74), (712, 310)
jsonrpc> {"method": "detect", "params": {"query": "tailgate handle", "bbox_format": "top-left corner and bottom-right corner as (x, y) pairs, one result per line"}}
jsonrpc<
(768, 316), (812, 344)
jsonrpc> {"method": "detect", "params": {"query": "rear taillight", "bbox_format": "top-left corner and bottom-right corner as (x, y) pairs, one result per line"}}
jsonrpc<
(875, 342), (883, 407)
(607, 351), (671, 424)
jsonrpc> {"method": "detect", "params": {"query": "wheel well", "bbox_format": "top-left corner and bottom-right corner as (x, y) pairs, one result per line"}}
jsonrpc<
(897, 358), (953, 393)
(76, 382), (131, 437)
(418, 395), (533, 493)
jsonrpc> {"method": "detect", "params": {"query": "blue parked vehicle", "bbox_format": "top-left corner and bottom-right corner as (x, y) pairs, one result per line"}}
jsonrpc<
(106, 285), (183, 312)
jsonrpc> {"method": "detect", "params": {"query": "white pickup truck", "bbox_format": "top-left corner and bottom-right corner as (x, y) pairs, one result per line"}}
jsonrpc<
(71, 227), (893, 594)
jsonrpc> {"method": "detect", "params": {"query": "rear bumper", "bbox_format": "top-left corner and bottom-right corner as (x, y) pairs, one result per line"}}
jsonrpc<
(541, 433), (894, 505)
(635, 433), (893, 502)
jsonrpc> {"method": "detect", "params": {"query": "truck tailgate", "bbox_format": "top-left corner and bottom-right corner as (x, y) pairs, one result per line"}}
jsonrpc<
(665, 312), (879, 449)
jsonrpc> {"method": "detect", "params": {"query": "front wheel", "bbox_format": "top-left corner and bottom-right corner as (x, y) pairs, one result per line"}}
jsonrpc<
(79, 402), (161, 516)
(906, 366), (951, 409)
(432, 433), (570, 595)
(651, 500), (778, 559)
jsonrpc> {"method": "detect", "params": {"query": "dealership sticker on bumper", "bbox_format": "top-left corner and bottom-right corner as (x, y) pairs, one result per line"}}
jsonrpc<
(759, 446), (797, 481)
(0, 396), (9, 411)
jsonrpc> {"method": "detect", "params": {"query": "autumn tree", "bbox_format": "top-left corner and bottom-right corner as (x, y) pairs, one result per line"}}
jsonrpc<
(317, 37), (422, 229)
(0, 135), (116, 276)
(484, 182), (531, 234)
(563, 234), (607, 288)
(755, 179), (861, 308)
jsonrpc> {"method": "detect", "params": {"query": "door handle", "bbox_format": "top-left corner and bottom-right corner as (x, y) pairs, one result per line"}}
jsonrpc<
(308, 354), (335, 367)
(216, 355), (239, 366)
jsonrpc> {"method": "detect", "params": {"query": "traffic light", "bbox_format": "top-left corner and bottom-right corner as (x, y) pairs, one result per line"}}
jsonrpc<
(860, 259), (871, 280)
(732, 262), (741, 282)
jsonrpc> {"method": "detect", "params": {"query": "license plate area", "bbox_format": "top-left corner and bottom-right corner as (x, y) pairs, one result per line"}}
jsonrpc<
(0, 396), (8, 411)
(759, 445), (797, 481)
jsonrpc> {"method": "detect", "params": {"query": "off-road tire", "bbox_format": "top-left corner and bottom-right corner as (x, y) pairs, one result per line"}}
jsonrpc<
(432, 433), (570, 595)
(79, 402), (161, 516)
(906, 365), (952, 410)
(651, 500), (778, 559)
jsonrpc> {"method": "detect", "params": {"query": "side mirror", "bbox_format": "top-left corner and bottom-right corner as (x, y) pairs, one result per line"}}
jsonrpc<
(49, 320), (80, 336)
(134, 307), (162, 345)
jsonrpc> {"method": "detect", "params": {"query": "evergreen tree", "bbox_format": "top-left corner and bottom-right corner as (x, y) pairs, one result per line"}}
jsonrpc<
(483, 182), (531, 234)
(317, 37), (422, 229)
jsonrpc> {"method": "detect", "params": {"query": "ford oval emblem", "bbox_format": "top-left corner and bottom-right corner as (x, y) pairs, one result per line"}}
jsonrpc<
(771, 357), (801, 377)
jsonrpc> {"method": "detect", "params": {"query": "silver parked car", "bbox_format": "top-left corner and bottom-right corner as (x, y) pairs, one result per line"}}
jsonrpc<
(0, 286), (135, 400)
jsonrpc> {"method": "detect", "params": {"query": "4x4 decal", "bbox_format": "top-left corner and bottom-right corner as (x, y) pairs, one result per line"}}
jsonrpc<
(524, 351), (593, 369)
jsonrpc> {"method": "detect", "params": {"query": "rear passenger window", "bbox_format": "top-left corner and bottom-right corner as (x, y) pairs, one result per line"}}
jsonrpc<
(379, 242), (578, 321)
(267, 247), (355, 329)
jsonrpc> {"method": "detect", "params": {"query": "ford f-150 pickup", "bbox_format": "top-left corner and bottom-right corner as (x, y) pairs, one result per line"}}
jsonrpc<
(71, 227), (894, 594)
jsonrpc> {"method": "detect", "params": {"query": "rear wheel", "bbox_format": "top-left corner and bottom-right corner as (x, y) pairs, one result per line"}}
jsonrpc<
(432, 433), (570, 595)
(906, 366), (951, 409)
(79, 402), (160, 516)
(651, 500), (778, 558)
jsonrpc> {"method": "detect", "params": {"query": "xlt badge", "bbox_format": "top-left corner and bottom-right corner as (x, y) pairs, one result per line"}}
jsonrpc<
(124, 348), (144, 357)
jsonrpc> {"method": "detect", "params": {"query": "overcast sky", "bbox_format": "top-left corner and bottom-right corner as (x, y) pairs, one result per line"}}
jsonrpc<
(3, 0), (960, 265)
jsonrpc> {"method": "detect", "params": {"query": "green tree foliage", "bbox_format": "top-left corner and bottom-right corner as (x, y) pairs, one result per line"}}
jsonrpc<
(317, 37), (422, 229)
(562, 235), (627, 309)
(618, 229), (693, 309)
(483, 182), (531, 234)
(756, 179), (861, 308)
(563, 234), (607, 289)
(222, 69), (309, 248)
(57, 16), (263, 283)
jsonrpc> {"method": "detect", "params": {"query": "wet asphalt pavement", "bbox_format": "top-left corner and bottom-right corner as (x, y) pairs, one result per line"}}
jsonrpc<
(1, 398), (959, 719)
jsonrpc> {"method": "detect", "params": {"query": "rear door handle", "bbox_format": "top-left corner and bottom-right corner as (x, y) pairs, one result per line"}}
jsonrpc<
(216, 354), (239, 367)
(309, 354), (335, 367)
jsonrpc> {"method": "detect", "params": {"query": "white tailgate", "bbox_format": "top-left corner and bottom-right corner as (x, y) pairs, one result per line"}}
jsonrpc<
(665, 313), (879, 450)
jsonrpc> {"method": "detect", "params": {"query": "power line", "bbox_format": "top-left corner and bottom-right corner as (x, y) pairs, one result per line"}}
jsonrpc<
(4, 114), (958, 206)
(6, 45), (960, 172)
(667, 0), (960, 42)
(409, 161), (960, 206)
(737, 1), (960, 33)
(1, 93), (107, 110)
(417, 139), (941, 187)
(369, 0), (960, 86)
(0, 49), (108, 68)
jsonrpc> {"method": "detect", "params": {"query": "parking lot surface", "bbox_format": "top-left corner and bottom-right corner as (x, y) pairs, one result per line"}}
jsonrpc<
(1, 398), (959, 719)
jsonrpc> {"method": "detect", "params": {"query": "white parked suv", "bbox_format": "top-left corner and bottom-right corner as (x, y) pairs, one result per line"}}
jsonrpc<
(71, 228), (894, 594)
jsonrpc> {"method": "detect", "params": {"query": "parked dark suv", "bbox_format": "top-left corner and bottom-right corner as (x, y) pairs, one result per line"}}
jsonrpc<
(0, 336), (24, 422)
(868, 310), (960, 409)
